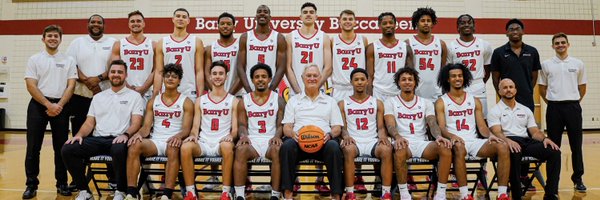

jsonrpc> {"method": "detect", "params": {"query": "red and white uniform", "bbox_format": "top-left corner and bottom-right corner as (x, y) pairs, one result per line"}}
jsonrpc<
(211, 39), (239, 93)
(120, 37), (154, 100)
(150, 94), (187, 156)
(384, 95), (434, 157)
(162, 35), (197, 101)
(343, 96), (379, 156)
(291, 30), (325, 92)
(331, 34), (366, 101)
(441, 93), (485, 156)
(243, 91), (279, 157)
(246, 30), (279, 91)
(198, 93), (235, 156)
(372, 39), (407, 100)
(409, 36), (443, 102)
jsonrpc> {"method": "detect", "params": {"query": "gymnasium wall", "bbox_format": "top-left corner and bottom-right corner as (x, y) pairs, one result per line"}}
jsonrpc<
(0, 0), (598, 129)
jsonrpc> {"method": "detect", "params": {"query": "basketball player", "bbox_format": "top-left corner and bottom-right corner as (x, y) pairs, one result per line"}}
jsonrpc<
(109, 10), (155, 102)
(367, 12), (413, 101)
(180, 61), (238, 200)
(384, 67), (452, 200)
(330, 9), (368, 101)
(235, 5), (287, 95)
(233, 63), (286, 200)
(434, 63), (510, 200)
(286, 2), (332, 95)
(124, 64), (194, 200)
(407, 7), (447, 102)
(339, 68), (392, 200)
(205, 12), (239, 94)
(154, 8), (204, 101)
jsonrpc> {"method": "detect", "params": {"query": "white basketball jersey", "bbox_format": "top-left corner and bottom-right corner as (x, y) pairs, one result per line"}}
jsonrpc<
(409, 36), (443, 101)
(332, 34), (366, 90)
(291, 30), (325, 90)
(120, 37), (154, 88)
(199, 94), (235, 141)
(243, 91), (279, 139)
(448, 38), (491, 97)
(373, 39), (407, 96)
(211, 39), (239, 93)
(387, 96), (433, 141)
(151, 94), (186, 140)
(343, 96), (378, 140)
(163, 35), (197, 99)
(441, 93), (478, 140)
(246, 30), (279, 90)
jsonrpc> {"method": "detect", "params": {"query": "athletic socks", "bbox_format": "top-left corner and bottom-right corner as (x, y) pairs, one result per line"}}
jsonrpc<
(223, 186), (231, 194)
(398, 183), (409, 195)
(498, 186), (507, 195)
(163, 188), (173, 199)
(271, 190), (281, 198)
(185, 185), (196, 196)
(234, 186), (245, 198)
(346, 186), (354, 193)
(436, 182), (447, 194)
(382, 185), (391, 193)
(459, 186), (469, 198)
(127, 186), (138, 197)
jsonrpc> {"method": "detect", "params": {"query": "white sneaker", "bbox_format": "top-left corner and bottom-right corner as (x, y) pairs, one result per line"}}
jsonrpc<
(75, 190), (93, 200)
(113, 191), (126, 200)
(159, 195), (170, 200)
(433, 193), (446, 200)
(400, 192), (412, 200)
(124, 194), (138, 200)
(202, 176), (220, 190)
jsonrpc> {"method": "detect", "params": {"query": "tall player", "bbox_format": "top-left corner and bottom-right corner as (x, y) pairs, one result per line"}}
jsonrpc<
(330, 9), (368, 101)
(407, 7), (447, 102)
(205, 12), (239, 94)
(234, 63), (285, 200)
(339, 68), (393, 200)
(110, 10), (155, 101)
(154, 8), (204, 101)
(367, 12), (413, 101)
(180, 61), (238, 200)
(235, 5), (287, 95)
(448, 14), (492, 115)
(434, 63), (510, 200)
(384, 67), (452, 200)
(286, 2), (332, 95)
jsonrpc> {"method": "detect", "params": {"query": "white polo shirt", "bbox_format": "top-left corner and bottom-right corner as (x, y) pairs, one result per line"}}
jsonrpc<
(282, 91), (343, 134)
(487, 100), (537, 138)
(538, 56), (587, 101)
(24, 51), (78, 99)
(87, 87), (144, 137)
(66, 35), (116, 98)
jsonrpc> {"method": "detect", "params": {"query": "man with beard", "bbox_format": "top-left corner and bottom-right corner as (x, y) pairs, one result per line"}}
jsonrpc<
(407, 7), (447, 102)
(235, 5), (287, 96)
(154, 8), (204, 101)
(205, 12), (240, 94)
(489, 78), (561, 200)
(23, 25), (77, 199)
(109, 10), (155, 102)
(62, 60), (145, 200)
(367, 12), (413, 101)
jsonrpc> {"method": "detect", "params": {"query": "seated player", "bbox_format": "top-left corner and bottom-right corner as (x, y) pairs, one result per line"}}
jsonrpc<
(233, 63), (286, 200)
(489, 79), (561, 200)
(339, 68), (393, 200)
(123, 64), (194, 200)
(434, 63), (510, 200)
(383, 67), (452, 200)
(180, 61), (239, 200)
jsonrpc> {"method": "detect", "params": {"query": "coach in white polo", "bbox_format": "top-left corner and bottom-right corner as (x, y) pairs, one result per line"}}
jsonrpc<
(538, 32), (588, 192)
(279, 64), (345, 200)
(61, 60), (144, 200)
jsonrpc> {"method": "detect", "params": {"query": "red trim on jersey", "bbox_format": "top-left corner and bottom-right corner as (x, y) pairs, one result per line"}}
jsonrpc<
(456, 37), (477, 48)
(170, 33), (191, 43)
(161, 93), (181, 107)
(379, 39), (400, 49)
(217, 38), (238, 48)
(208, 93), (229, 104)
(250, 91), (272, 106)
(413, 35), (435, 46)
(448, 92), (467, 106)
(253, 29), (273, 42)
(125, 36), (147, 46)
(349, 95), (371, 104)
(338, 34), (357, 45)
(398, 95), (418, 109)
(297, 29), (319, 40)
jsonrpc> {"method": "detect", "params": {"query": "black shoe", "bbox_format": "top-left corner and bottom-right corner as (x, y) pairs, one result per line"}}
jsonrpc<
(57, 185), (72, 196)
(68, 182), (79, 192)
(22, 187), (37, 199)
(543, 194), (559, 200)
(270, 196), (279, 200)
(575, 183), (587, 193)
(235, 196), (245, 200)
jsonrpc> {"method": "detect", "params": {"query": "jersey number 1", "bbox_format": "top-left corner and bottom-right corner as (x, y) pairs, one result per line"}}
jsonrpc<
(211, 118), (219, 131)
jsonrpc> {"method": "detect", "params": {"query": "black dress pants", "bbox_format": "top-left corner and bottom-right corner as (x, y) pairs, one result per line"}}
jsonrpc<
(508, 136), (560, 198)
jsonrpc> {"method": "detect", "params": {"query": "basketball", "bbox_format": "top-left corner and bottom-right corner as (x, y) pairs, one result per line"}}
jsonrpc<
(298, 125), (325, 153)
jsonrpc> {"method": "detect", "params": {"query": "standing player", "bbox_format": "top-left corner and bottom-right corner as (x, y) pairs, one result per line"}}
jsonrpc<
(367, 12), (413, 101)
(286, 2), (332, 95)
(330, 9), (368, 101)
(110, 10), (155, 102)
(407, 7), (447, 102)
(448, 14), (492, 115)
(205, 12), (239, 94)
(124, 64), (194, 200)
(339, 68), (393, 200)
(180, 61), (238, 200)
(235, 5), (287, 95)
(435, 63), (510, 200)
(233, 63), (285, 200)
(154, 8), (204, 101)
(384, 67), (452, 200)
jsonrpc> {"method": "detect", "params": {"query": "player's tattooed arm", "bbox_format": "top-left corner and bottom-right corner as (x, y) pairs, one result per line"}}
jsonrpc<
(425, 115), (442, 139)
(383, 114), (401, 140)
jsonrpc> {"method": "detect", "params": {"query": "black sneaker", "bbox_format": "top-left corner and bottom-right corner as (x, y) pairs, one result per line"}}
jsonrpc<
(575, 183), (587, 193)
(57, 184), (72, 196)
(22, 187), (37, 199)
(235, 196), (245, 200)
(543, 194), (559, 200)
(68, 182), (79, 192)
(270, 196), (279, 200)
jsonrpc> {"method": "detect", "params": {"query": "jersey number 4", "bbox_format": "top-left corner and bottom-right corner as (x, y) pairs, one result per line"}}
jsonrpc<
(162, 119), (171, 128)
(129, 57), (144, 70)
